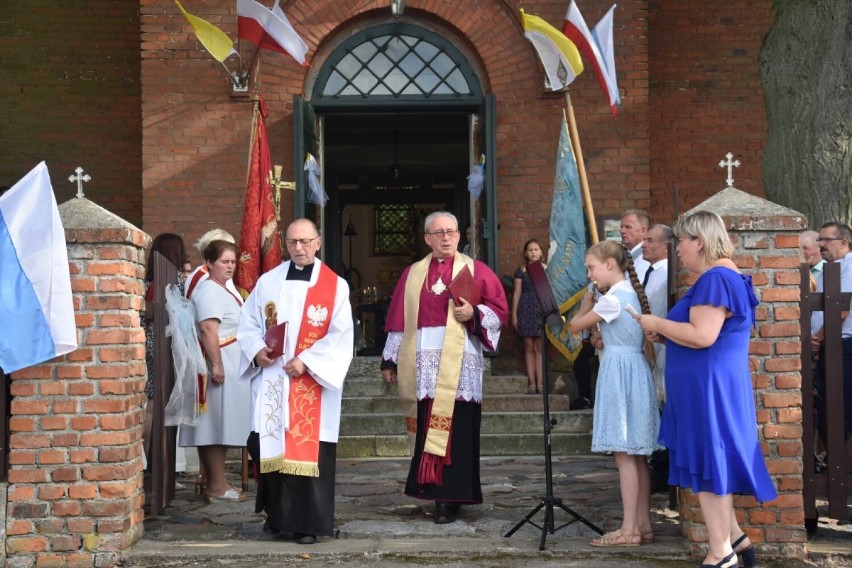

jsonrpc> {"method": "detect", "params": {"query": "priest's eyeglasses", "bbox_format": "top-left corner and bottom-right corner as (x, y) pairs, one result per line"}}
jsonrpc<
(426, 229), (459, 238)
(285, 237), (319, 247)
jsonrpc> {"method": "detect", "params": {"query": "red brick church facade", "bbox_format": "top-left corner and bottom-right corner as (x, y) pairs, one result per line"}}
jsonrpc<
(2, 0), (774, 364)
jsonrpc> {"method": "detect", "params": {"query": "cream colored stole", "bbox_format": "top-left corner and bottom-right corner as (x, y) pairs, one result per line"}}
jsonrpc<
(398, 253), (475, 457)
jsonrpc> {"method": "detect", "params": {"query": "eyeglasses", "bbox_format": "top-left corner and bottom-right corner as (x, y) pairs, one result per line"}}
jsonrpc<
(817, 237), (844, 243)
(284, 237), (319, 247)
(426, 229), (459, 238)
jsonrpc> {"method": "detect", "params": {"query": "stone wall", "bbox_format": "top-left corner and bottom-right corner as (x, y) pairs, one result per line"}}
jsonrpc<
(5, 198), (148, 567)
(678, 187), (807, 558)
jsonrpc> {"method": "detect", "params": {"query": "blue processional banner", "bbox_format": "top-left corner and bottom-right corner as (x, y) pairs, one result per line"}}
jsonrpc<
(544, 115), (589, 362)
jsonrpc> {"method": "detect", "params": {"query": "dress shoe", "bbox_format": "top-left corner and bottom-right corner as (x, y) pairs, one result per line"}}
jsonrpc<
(569, 397), (591, 410)
(434, 502), (459, 524)
(294, 533), (316, 545)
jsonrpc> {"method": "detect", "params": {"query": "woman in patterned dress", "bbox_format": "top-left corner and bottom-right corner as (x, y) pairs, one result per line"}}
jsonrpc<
(512, 239), (546, 393)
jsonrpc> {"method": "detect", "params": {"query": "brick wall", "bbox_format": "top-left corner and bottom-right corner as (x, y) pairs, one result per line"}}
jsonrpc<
(0, 1), (142, 226)
(678, 188), (807, 558)
(5, 198), (149, 567)
(648, 2), (776, 221)
(140, 0), (650, 270)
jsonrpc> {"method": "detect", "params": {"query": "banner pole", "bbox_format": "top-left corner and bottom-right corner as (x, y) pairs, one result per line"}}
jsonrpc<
(563, 92), (598, 244)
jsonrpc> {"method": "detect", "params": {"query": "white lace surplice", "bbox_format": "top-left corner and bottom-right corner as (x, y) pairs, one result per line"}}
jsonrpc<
(383, 305), (502, 403)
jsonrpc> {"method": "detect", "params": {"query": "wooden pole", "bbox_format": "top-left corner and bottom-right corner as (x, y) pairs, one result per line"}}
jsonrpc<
(563, 92), (599, 244)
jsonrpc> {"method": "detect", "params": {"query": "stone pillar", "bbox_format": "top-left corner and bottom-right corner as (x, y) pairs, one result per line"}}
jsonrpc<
(677, 187), (807, 559)
(5, 197), (149, 568)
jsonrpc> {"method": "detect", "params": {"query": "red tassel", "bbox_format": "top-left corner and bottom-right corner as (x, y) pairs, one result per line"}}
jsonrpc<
(416, 398), (453, 485)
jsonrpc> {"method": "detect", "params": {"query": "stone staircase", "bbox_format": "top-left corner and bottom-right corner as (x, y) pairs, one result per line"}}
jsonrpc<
(338, 356), (593, 458)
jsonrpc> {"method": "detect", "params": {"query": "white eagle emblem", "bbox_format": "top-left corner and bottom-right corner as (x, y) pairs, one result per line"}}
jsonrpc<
(307, 304), (328, 327)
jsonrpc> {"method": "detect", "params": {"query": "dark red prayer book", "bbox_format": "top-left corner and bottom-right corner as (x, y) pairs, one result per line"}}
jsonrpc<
(264, 321), (288, 359)
(448, 265), (482, 306)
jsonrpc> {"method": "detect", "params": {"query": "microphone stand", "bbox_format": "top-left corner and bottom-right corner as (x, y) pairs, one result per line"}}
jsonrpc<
(503, 262), (603, 550)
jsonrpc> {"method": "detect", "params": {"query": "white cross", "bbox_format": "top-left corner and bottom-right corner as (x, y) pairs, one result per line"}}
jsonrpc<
(718, 152), (740, 188)
(69, 167), (91, 199)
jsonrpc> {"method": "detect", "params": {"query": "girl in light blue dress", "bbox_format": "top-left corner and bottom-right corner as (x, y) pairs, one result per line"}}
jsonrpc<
(566, 240), (659, 548)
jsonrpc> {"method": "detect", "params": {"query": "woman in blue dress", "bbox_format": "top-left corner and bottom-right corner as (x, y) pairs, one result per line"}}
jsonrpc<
(635, 211), (776, 568)
(567, 240), (659, 548)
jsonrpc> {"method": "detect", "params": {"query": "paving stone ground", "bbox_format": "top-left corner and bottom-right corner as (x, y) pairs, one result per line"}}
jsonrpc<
(131, 455), (851, 567)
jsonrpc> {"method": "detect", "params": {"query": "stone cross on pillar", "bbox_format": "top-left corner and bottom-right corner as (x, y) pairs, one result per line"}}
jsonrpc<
(718, 152), (740, 188)
(69, 167), (91, 199)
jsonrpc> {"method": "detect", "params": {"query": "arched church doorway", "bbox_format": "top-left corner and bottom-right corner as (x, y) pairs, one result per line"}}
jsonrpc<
(293, 21), (496, 355)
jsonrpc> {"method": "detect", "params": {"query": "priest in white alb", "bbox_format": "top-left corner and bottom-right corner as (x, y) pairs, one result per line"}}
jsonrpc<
(238, 218), (353, 545)
(381, 211), (508, 524)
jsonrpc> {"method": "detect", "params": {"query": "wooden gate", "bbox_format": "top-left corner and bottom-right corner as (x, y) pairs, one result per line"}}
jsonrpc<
(801, 260), (852, 533)
(148, 251), (178, 516)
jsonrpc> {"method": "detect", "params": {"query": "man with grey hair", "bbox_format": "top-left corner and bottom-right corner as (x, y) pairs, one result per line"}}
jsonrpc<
(620, 209), (650, 283)
(381, 211), (508, 524)
(800, 230), (825, 279)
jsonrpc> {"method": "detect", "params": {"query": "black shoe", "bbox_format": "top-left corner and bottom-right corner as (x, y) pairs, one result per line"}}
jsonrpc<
(569, 397), (591, 410)
(699, 550), (737, 568)
(294, 533), (317, 545)
(434, 502), (458, 524)
(732, 534), (756, 567)
(262, 520), (280, 534)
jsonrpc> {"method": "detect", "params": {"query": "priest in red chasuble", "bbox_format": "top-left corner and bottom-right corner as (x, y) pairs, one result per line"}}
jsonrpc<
(382, 211), (508, 524)
(238, 218), (353, 544)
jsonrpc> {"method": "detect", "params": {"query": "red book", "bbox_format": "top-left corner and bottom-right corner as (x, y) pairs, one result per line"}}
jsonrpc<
(264, 321), (288, 359)
(448, 265), (482, 306)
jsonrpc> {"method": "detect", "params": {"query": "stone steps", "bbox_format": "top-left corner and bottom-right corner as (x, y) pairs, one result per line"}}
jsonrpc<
(339, 357), (591, 458)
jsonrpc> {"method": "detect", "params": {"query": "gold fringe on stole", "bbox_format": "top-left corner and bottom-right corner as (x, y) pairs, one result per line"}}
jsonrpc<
(260, 454), (285, 474)
(281, 459), (320, 477)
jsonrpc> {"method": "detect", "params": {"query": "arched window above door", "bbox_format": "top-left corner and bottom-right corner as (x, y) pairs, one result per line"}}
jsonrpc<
(314, 23), (482, 105)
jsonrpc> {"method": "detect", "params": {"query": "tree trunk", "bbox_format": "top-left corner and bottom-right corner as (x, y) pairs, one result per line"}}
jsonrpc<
(759, 0), (852, 228)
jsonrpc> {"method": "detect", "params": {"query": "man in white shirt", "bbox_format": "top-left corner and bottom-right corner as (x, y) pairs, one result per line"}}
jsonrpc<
(641, 223), (671, 493)
(620, 209), (650, 283)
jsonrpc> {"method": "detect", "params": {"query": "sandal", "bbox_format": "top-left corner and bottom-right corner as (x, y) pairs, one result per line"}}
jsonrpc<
(527, 385), (536, 394)
(640, 529), (655, 544)
(590, 529), (641, 548)
(203, 487), (246, 504)
(732, 534), (755, 567)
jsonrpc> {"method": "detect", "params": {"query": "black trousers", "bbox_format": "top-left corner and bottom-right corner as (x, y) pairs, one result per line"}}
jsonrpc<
(246, 432), (336, 536)
(815, 338), (852, 438)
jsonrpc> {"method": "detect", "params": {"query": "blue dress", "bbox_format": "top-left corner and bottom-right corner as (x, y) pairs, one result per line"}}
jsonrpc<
(591, 281), (660, 455)
(660, 267), (777, 502)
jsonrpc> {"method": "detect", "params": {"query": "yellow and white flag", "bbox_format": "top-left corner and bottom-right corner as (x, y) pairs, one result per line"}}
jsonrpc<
(175, 1), (238, 63)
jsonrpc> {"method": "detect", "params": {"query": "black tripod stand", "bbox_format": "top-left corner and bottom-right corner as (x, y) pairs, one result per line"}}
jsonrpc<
(503, 261), (603, 550)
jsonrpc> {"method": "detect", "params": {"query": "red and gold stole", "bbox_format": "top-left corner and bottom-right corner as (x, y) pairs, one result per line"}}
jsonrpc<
(280, 263), (338, 477)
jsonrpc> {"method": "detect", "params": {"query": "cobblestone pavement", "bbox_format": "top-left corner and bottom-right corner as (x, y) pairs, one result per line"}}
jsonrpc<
(130, 455), (851, 567)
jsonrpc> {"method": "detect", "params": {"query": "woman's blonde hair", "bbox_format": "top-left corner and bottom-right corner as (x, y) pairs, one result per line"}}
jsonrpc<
(673, 210), (733, 264)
